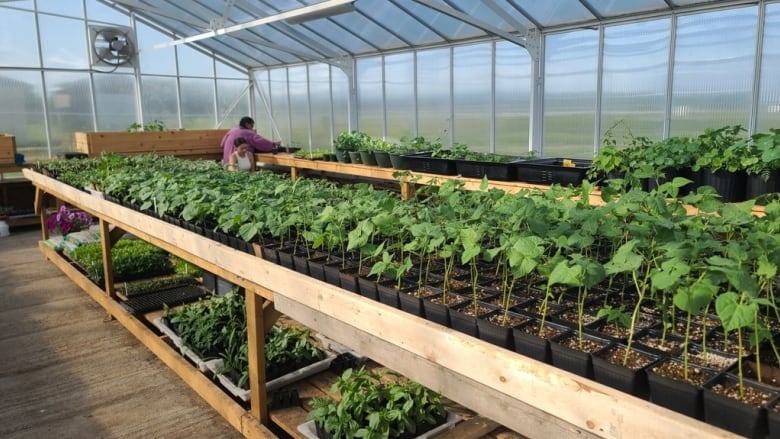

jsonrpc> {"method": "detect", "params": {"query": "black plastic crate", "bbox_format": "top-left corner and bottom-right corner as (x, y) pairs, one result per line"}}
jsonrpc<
(515, 158), (592, 186)
(120, 285), (210, 314)
(455, 158), (525, 181)
(404, 152), (458, 175)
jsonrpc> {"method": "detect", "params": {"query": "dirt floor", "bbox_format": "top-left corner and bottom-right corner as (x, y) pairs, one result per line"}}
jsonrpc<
(0, 226), (244, 439)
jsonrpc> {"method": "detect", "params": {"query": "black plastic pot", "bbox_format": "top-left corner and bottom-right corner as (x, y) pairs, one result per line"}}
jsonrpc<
(357, 276), (379, 301)
(334, 148), (351, 163)
(358, 150), (378, 166)
(347, 151), (363, 164)
(746, 169), (780, 200)
(703, 372), (776, 438)
(476, 309), (531, 350)
(699, 168), (747, 202)
(373, 150), (393, 168)
(549, 332), (611, 379)
(647, 357), (717, 420)
(591, 344), (658, 398)
(512, 318), (569, 364)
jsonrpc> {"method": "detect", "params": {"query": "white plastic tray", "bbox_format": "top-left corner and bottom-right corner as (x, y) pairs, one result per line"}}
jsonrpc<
(211, 353), (337, 402)
(297, 411), (461, 439)
(153, 316), (183, 348)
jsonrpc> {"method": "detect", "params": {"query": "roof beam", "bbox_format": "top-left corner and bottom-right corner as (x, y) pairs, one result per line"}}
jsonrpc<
(138, 0), (355, 52)
(105, 0), (210, 29)
(410, 0), (528, 47)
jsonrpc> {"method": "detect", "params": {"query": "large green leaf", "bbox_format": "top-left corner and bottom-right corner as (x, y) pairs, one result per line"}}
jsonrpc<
(716, 292), (756, 332)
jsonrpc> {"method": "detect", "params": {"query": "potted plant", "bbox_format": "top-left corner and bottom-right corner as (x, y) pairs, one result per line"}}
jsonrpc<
(334, 131), (367, 164)
(306, 367), (450, 439)
(745, 129), (780, 200)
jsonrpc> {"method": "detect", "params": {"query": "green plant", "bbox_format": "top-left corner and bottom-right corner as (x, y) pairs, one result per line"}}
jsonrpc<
(692, 125), (749, 173)
(70, 239), (174, 285)
(308, 367), (446, 439)
(334, 131), (368, 151)
(127, 119), (166, 132)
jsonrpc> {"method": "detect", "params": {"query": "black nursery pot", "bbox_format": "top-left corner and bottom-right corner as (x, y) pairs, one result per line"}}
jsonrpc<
(549, 332), (611, 379)
(512, 318), (569, 364)
(647, 357), (717, 420)
(398, 290), (426, 317)
(476, 309), (532, 350)
(702, 372), (776, 438)
(591, 344), (658, 399)
(449, 301), (497, 338)
(422, 292), (468, 328)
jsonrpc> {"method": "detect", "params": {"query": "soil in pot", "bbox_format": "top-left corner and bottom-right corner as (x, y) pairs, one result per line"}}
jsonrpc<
(376, 279), (416, 309)
(680, 345), (738, 372)
(635, 329), (686, 357)
(552, 309), (600, 328)
(648, 357), (718, 419)
(450, 302), (496, 338)
(550, 332), (611, 379)
(592, 344), (657, 398)
(339, 265), (372, 294)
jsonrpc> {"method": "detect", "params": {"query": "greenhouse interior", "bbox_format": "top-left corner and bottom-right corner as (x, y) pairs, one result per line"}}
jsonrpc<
(2, 0), (780, 438)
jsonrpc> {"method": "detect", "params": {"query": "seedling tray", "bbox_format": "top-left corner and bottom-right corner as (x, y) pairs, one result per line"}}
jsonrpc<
(514, 158), (592, 186)
(455, 157), (525, 181)
(297, 411), (461, 439)
(404, 153), (458, 175)
(120, 284), (210, 314)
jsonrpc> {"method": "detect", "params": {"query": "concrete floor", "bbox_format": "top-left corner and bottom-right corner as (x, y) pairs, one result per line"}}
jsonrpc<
(0, 226), (244, 439)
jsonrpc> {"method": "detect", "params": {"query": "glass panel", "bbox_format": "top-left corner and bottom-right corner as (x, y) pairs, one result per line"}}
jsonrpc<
(543, 29), (598, 159)
(757, 3), (780, 133)
(36, 0), (84, 18)
(216, 60), (246, 79)
(0, 70), (46, 159)
(39, 15), (89, 69)
(44, 72), (93, 156)
(384, 52), (415, 143)
(0, 9), (40, 68)
(495, 41), (531, 156)
(269, 68), (291, 143)
(356, 57), (383, 136)
(448, 0), (529, 33)
(453, 43), (491, 152)
(94, 73), (136, 131)
(519, 0), (594, 27)
(137, 22), (176, 75)
(331, 14), (404, 51)
(670, 7), (757, 137)
(587, 0), (668, 18)
(331, 66), (349, 140)
(85, 0), (130, 25)
(601, 19), (670, 145)
(359, 0), (441, 46)
(301, 21), (374, 55)
(140, 76), (179, 129)
(253, 70), (274, 138)
(394, 0), (476, 41)
(288, 66), (309, 149)
(180, 77), (215, 128)
(309, 64), (333, 148)
(177, 45), (214, 78)
(217, 79), (250, 129)
(0, 1), (33, 10)
(417, 48), (451, 143)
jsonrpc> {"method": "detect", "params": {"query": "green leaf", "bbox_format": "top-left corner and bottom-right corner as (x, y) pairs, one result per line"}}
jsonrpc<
(548, 260), (582, 286)
(715, 292), (756, 332)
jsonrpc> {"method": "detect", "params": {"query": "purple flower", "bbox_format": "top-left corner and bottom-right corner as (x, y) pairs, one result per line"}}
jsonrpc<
(47, 205), (93, 236)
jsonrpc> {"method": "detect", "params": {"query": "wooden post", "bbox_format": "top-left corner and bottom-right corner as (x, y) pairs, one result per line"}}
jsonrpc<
(34, 187), (49, 239)
(290, 166), (302, 181)
(245, 289), (268, 424)
(99, 218), (117, 300)
(400, 181), (415, 200)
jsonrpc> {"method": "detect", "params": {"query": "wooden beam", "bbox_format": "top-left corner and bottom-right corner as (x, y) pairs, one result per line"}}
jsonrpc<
(38, 242), (277, 439)
(436, 416), (501, 439)
(108, 224), (127, 246)
(99, 218), (117, 300)
(262, 298), (282, 333)
(34, 187), (49, 239)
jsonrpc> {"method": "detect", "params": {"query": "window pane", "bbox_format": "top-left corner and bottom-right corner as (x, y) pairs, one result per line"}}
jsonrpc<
(94, 73), (136, 131)
(454, 43), (491, 151)
(45, 72), (93, 156)
(289, 66), (309, 148)
(543, 29), (598, 158)
(417, 48), (451, 143)
(670, 7), (757, 136)
(37, 0), (83, 18)
(269, 68), (290, 143)
(757, 3), (780, 133)
(141, 76), (179, 129)
(178, 45), (214, 78)
(39, 15), (89, 69)
(495, 41), (531, 156)
(356, 57), (383, 136)
(0, 9), (40, 68)
(601, 19), (670, 145)
(253, 71), (274, 138)
(216, 60), (246, 79)
(385, 52), (415, 143)
(217, 79), (249, 129)
(331, 67), (349, 140)
(180, 77), (215, 128)
(309, 64), (333, 148)
(137, 22), (176, 75)
(0, 70), (46, 159)
(85, 0), (130, 25)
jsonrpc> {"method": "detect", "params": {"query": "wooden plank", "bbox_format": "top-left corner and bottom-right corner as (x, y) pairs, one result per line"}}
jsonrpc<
(99, 218), (117, 300)
(435, 416), (500, 439)
(246, 289), (269, 423)
(270, 407), (309, 439)
(38, 242), (276, 439)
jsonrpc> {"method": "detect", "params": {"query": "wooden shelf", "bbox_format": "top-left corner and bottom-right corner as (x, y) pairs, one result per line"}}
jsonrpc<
(23, 168), (742, 439)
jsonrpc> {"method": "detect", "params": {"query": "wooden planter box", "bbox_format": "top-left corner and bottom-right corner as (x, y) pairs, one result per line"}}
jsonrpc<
(74, 129), (228, 160)
(0, 133), (16, 166)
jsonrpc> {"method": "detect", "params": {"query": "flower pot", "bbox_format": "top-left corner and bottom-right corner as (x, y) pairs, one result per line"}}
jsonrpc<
(389, 152), (413, 170)
(746, 169), (780, 200)
(347, 151), (363, 164)
(591, 344), (658, 398)
(476, 309), (531, 350)
(324, 261), (353, 288)
(699, 168), (747, 202)
(513, 318), (569, 364)
(550, 332), (611, 379)
(398, 289), (427, 317)
(422, 292), (468, 327)
(334, 148), (351, 163)
(449, 301), (497, 338)
(358, 150), (378, 166)
(703, 372), (776, 438)
(308, 255), (341, 282)
(647, 357), (718, 419)
(357, 276), (380, 300)
(376, 279), (415, 309)
(373, 150), (393, 168)
(339, 266), (371, 293)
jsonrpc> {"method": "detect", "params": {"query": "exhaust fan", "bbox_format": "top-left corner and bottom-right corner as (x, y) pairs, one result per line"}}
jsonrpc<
(89, 25), (136, 68)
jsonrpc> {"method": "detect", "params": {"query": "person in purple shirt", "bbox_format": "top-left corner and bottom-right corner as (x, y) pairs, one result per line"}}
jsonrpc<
(221, 116), (280, 163)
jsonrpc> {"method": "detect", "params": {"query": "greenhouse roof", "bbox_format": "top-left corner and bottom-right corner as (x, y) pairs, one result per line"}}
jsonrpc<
(105, 0), (749, 70)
